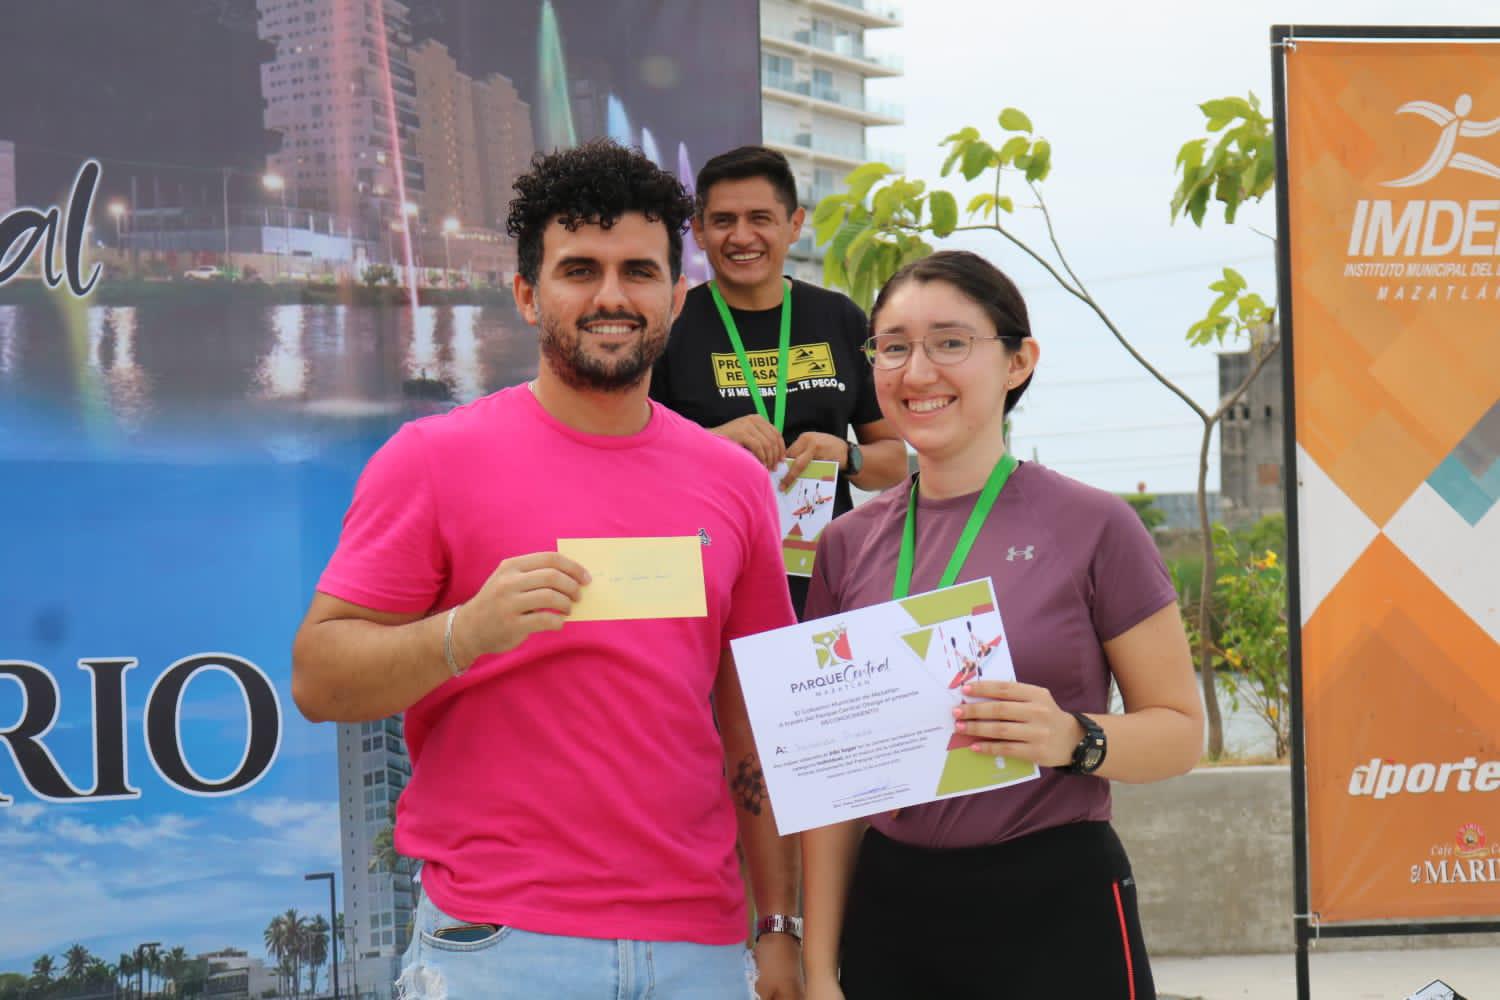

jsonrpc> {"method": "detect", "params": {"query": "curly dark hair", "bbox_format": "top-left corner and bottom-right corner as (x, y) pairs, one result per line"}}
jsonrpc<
(506, 139), (695, 284)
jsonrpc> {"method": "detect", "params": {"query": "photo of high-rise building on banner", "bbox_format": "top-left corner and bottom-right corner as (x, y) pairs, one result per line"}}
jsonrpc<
(758, 0), (905, 285)
(0, 3), (761, 997)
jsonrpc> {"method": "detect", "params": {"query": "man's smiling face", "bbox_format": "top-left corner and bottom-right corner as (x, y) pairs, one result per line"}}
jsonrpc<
(519, 211), (683, 393)
(692, 176), (804, 299)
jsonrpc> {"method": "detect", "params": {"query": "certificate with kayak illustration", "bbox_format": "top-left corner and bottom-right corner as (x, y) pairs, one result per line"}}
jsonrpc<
(774, 459), (838, 577)
(730, 578), (1040, 834)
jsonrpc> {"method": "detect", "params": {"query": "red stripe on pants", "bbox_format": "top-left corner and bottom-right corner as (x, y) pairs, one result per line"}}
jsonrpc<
(1113, 880), (1136, 1000)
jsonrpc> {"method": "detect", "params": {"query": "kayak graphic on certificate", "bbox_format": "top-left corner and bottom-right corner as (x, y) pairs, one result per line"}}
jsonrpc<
(774, 459), (838, 577)
(900, 616), (1009, 751)
(731, 577), (1041, 834)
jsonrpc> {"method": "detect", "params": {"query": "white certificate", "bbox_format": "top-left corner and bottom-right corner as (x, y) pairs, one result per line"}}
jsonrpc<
(731, 578), (1040, 834)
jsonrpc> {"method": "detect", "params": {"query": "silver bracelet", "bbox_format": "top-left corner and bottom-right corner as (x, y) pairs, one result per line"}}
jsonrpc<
(443, 606), (467, 677)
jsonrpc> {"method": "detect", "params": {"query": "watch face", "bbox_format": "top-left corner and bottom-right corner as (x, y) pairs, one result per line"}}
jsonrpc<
(1082, 746), (1104, 771)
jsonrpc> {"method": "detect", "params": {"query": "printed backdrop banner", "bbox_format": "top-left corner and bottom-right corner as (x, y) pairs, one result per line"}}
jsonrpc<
(0, 0), (759, 994)
(1284, 39), (1500, 924)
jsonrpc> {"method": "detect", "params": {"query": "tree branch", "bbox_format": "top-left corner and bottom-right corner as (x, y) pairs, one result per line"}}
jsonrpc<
(1213, 334), (1281, 424)
(1023, 179), (1210, 423)
(1028, 179), (1091, 299)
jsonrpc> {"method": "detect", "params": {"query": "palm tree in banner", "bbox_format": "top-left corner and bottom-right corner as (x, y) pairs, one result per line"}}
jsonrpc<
(369, 822), (400, 874)
(63, 943), (92, 982)
(304, 915), (330, 998)
(145, 943), (163, 998)
(335, 911), (357, 1000)
(280, 908), (311, 998)
(265, 912), (292, 998)
(162, 946), (190, 996)
(280, 955), (299, 1000)
(29, 954), (55, 991)
(118, 951), (137, 996)
(85, 957), (113, 989)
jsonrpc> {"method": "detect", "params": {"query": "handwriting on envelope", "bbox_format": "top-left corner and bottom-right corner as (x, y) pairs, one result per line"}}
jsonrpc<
(557, 537), (708, 622)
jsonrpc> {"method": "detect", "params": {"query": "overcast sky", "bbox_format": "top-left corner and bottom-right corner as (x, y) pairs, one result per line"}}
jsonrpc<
(865, 1), (1494, 494)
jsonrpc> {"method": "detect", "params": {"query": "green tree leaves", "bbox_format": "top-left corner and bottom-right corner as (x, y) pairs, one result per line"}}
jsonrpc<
(807, 106), (1059, 308)
(1170, 92), (1274, 226)
(1188, 267), (1275, 347)
(960, 141), (995, 181)
(939, 109), (1051, 183)
(998, 107), (1033, 132)
(928, 190), (958, 237)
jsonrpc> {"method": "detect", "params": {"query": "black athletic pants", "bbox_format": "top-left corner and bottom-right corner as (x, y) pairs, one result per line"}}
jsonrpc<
(838, 821), (1155, 999)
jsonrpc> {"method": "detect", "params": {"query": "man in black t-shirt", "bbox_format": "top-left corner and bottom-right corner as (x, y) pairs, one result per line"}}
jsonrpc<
(651, 146), (907, 616)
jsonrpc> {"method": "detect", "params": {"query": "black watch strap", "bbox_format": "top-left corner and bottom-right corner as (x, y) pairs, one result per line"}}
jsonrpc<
(843, 439), (863, 476)
(1062, 711), (1107, 775)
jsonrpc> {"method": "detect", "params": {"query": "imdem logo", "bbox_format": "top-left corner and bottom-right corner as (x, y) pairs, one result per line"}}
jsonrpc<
(1345, 95), (1500, 265)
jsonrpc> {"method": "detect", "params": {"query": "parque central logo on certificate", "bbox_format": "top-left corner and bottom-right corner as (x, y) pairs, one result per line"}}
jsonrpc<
(812, 625), (852, 669)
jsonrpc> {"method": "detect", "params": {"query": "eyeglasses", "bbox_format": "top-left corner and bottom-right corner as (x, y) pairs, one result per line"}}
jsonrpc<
(862, 332), (1007, 370)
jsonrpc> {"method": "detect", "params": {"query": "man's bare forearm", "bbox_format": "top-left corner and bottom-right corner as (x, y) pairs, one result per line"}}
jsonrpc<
(730, 749), (801, 915)
(291, 599), (452, 723)
(716, 652), (800, 915)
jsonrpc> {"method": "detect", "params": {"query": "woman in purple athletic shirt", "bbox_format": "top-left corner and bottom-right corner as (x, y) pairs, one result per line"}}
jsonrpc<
(801, 252), (1205, 1000)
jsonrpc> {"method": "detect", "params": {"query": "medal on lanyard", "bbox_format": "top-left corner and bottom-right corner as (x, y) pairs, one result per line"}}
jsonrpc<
(893, 453), (1018, 599)
(709, 280), (791, 434)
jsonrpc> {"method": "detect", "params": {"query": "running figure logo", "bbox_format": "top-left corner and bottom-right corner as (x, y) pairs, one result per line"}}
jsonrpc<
(1384, 94), (1500, 188)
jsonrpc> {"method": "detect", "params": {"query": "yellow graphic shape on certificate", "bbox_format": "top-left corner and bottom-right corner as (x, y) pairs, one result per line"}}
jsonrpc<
(902, 628), (934, 660)
(897, 579), (996, 625)
(937, 748), (1038, 796)
(557, 537), (707, 621)
(712, 342), (835, 389)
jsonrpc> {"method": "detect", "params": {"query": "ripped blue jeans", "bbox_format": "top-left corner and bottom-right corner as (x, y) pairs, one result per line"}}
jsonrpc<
(396, 884), (758, 1000)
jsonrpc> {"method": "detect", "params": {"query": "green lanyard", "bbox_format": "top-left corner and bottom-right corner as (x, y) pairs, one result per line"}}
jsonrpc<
(893, 453), (1019, 599)
(709, 279), (791, 434)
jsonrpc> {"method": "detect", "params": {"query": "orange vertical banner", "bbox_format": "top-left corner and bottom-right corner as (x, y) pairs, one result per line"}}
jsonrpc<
(1285, 39), (1500, 923)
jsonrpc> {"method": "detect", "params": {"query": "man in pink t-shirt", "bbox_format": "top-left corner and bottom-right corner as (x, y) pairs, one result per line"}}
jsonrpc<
(292, 141), (802, 1000)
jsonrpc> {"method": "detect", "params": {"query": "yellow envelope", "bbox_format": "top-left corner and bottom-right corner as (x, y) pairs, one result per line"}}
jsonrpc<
(557, 536), (707, 622)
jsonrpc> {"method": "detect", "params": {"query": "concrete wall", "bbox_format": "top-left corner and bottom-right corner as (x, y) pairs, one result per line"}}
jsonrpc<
(1112, 766), (1500, 956)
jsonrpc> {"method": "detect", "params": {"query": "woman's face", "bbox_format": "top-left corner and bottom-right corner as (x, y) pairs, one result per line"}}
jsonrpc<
(871, 279), (1035, 462)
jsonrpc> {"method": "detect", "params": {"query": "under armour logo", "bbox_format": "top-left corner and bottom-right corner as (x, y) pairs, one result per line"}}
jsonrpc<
(1006, 545), (1035, 561)
(698, 528), (712, 546)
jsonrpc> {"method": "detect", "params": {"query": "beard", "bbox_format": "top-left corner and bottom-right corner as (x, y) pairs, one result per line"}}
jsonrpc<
(538, 307), (669, 393)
